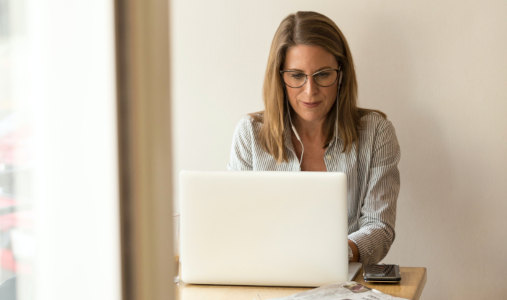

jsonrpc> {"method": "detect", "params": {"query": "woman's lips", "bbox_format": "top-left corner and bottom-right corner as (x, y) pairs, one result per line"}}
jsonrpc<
(301, 101), (321, 108)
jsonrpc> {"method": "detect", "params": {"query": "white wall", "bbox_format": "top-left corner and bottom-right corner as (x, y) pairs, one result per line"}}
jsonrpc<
(171, 1), (507, 299)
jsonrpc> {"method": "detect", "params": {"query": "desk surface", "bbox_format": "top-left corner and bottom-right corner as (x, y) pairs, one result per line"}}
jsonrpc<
(176, 267), (427, 300)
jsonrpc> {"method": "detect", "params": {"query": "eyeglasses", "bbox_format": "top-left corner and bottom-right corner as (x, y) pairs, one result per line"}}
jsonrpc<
(280, 68), (341, 88)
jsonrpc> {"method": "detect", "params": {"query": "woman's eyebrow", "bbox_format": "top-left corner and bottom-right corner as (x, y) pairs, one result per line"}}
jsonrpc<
(283, 66), (336, 72)
(283, 68), (304, 72)
(314, 66), (337, 72)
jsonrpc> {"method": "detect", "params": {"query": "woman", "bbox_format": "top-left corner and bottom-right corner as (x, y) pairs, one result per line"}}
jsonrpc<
(227, 11), (400, 266)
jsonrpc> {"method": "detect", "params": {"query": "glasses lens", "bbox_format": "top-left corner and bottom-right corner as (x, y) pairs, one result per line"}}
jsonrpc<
(282, 71), (306, 88)
(313, 69), (338, 87)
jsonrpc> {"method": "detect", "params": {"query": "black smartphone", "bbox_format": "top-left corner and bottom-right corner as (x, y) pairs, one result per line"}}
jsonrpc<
(363, 264), (401, 283)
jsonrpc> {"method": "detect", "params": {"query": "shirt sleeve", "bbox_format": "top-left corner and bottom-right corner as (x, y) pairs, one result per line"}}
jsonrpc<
(348, 118), (401, 265)
(227, 117), (255, 171)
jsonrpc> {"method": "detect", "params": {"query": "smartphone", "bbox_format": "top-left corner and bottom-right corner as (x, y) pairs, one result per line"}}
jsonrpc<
(363, 264), (401, 283)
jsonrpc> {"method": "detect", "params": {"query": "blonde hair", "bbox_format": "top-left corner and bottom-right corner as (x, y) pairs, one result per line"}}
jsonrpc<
(251, 11), (385, 162)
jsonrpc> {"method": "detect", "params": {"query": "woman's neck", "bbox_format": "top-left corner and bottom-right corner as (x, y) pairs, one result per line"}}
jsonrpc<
(292, 117), (326, 144)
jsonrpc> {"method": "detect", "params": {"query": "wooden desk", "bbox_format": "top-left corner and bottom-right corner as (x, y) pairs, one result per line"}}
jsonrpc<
(176, 267), (427, 300)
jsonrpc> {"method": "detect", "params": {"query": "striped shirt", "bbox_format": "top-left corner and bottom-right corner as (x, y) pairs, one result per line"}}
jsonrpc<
(227, 112), (400, 265)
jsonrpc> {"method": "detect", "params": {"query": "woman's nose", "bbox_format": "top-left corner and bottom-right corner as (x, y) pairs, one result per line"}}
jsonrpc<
(303, 76), (319, 95)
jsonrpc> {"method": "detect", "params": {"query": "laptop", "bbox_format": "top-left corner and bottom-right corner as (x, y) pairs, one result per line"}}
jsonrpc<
(179, 171), (361, 287)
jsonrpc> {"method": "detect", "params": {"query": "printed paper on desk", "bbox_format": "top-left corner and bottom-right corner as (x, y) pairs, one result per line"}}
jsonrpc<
(269, 281), (408, 300)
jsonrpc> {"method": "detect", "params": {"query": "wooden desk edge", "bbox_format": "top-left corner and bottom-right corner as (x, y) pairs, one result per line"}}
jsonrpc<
(175, 257), (427, 300)
(413, 267), (427, 300)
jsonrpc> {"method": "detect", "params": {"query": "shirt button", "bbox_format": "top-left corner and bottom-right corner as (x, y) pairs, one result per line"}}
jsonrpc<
(325, 154), (331, 160)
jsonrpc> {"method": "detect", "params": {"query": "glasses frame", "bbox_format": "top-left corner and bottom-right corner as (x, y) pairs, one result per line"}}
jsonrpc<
(279, 67), (342, 88)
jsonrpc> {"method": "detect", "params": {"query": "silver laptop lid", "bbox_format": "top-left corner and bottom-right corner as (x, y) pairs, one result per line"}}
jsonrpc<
(179, 171), (348, 287)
